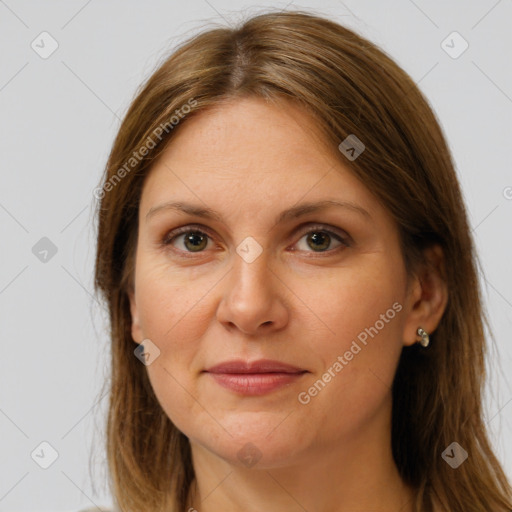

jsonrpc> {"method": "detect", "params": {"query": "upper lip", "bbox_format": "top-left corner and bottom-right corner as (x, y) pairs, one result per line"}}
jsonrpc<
(204, 359), (307, 374)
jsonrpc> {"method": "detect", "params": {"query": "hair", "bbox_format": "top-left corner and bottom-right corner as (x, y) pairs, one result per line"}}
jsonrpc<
(93, 9), (512, 512)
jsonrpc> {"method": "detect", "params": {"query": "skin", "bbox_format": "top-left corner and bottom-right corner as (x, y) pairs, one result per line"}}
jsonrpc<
(128, 96), (448, 511)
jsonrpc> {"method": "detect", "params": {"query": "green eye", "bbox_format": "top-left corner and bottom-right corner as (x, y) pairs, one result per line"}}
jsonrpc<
(164, 229), (211, 252)
(163, 223), (350, 257)
(303, 231), (335, 252)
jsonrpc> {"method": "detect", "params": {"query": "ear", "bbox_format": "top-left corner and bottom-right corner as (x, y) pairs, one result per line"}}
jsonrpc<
(402, 244), (448, 346)
(128, 289), (144, 344)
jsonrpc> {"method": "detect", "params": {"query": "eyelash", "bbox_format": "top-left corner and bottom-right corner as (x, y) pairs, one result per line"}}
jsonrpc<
(161, 223), (351, 258)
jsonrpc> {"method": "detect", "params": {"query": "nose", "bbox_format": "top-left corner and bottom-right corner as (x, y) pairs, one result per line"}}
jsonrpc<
(215, 248), (289, 336)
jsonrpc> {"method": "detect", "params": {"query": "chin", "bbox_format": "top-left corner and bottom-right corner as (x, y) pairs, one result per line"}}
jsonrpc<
(189, 418), (309, 470)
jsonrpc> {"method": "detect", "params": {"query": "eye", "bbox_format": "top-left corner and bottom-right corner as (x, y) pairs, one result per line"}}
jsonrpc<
(292, 224), (350, 254)
(162, 223), (351, 257)
(163, 225), (214, 254)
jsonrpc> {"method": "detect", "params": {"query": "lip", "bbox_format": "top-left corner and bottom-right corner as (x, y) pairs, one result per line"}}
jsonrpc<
(205, 359), (306, 374)
(203, 359), (308, 396)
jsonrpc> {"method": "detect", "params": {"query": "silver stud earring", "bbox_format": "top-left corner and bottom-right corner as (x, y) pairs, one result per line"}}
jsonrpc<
(417, 327), (430, 347)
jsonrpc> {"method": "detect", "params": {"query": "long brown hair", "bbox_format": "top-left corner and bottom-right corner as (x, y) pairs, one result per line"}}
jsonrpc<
(94, 9), (512, 512)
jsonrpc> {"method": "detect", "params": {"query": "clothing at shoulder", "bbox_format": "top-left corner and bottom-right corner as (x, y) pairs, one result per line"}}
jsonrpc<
(78, 508), (114, 512)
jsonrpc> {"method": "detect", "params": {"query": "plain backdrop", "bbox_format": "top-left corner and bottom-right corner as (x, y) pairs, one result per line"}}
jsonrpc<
(1, 1), (511, 510)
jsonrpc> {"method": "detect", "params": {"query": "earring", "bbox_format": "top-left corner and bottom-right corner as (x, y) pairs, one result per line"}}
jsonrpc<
(417, 327), (430, 347)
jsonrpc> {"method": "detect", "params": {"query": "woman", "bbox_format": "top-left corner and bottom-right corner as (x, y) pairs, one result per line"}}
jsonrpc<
(93, 9), (512, 512)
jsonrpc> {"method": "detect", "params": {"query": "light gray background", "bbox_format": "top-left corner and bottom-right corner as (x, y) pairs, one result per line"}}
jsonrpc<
(1, 1), (511, 510)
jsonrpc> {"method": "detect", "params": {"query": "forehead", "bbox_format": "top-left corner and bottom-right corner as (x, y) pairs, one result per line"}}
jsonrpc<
(139, 97), (384, 225)
(162, 97), (334, 170)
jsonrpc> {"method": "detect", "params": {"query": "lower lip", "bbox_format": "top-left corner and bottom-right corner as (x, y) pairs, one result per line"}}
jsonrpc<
(206, 372), (306, 395)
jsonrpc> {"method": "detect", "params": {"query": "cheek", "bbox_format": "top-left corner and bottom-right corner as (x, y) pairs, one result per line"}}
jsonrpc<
(145, 362), (200, 431)
(134, 252), (212, 347)
(291, 257), (404, 348)
(133, 257), (217, 431)
(292, 263), (405, 433)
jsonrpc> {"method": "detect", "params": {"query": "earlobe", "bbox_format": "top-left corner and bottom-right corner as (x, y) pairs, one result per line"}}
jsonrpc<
(402, 244), (449, 347)
(128, 290), (143, 344)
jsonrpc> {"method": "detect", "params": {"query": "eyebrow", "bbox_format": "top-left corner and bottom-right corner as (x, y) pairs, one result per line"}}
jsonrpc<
(145, 199), (372, 227)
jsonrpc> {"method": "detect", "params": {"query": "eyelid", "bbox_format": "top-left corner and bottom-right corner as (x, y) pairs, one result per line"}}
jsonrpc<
(292, 222), (351, 246)
(162, 223), (216, 244)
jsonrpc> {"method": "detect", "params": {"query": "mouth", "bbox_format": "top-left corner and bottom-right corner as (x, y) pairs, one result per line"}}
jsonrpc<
(203, 359), (308, 396)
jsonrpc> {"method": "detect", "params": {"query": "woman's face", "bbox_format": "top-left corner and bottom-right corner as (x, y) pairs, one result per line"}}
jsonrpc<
(129, 96), (420, 468)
